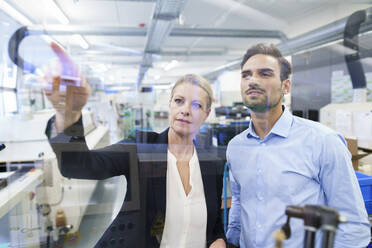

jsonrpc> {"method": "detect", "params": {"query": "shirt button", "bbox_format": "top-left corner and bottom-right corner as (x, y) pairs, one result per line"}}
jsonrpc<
(261, 143), (266, 146)
(258, 169), (262, 174)
(257, 224), (262, 229)
(258, 196), (264, 201)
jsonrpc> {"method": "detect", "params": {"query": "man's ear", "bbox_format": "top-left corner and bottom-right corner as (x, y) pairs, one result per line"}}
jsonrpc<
(282, 79), (291, 95)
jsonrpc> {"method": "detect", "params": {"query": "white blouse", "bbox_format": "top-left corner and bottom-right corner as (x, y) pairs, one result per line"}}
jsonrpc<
(160, 147), (207, 248)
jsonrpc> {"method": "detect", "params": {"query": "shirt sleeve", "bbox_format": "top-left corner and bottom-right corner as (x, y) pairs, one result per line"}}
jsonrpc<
(226, 164), (241, 247)
(319, 133), (371, 248)
(46, 115), (130, 180)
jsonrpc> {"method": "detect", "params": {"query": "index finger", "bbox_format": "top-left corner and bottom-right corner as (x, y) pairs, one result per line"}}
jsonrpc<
(50, 41), (80, 82)
(50, 41), (73, 65)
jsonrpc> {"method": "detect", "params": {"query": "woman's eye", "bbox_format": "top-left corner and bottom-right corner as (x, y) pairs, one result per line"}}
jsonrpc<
(174, 98), (182, 104)
(192, 102), (202, 109)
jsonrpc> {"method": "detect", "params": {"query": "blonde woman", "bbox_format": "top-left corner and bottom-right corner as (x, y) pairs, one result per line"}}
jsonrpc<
(45, 43), (226, 248)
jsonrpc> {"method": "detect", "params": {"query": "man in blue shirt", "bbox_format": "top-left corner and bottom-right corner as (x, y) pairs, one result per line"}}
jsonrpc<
(226, 43), (370, 248)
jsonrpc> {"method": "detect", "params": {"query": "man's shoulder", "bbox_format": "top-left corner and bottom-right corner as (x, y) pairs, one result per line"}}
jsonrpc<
(227, 127), (250, 147)
(292, 115), (338, 138)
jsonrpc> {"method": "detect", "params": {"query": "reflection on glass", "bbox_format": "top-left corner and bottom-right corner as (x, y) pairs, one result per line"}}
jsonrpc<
(1, 2), (372, 248)
(2, 65), (17, 89)
(3, 91), (17, 113)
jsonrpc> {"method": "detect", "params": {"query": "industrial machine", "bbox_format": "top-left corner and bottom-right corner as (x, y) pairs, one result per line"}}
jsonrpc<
(0, 110), (122, 247)
(274, 205), (346, 248)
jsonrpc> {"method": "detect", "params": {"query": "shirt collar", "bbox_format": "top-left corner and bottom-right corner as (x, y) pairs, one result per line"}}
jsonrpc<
(270, 107), (293, 138)
(247, 106), (293, 139)
(247, 120), (258, 139)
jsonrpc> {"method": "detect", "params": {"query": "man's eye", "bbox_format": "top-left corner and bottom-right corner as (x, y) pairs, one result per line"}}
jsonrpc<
(242, 73), (251, 79)
(261, 72), (273, 77)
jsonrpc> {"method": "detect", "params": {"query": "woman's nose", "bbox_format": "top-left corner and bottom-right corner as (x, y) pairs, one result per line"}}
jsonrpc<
(180, 104), (191, 116)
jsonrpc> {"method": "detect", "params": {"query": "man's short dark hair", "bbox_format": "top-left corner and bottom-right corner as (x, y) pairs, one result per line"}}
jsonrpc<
(241, 43), (292, 81)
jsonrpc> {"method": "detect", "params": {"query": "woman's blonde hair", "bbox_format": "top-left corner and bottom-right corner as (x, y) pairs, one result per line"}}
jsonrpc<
(170, 74), (213, 110)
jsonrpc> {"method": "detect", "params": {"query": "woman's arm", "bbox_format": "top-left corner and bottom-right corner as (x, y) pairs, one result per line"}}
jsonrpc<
(43, 42), (133, 181)
(47, 116), (131, 180)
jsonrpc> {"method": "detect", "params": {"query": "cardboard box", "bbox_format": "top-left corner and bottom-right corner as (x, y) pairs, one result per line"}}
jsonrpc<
(345, 137), (358, 154)
(345, 137), (370, 170)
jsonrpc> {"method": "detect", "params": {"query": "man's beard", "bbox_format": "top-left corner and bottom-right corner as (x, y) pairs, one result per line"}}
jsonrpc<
(244, 93), (282, 113)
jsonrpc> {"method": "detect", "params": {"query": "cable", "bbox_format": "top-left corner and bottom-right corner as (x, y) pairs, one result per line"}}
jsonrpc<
(223, 162), (229, 234)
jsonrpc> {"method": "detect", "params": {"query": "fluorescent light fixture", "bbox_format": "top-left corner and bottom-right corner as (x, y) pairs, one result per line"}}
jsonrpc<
(92, 64), (107, 72)
(35, 68), (44, 77)
(178, 14), (185, 25)
(41, 34), (56, 44)
(153, 84), (171, 90)
(0, 1), (32, 25)
(163, 60), (179, 71)
(73, 34), (89, 49)
(154, 74), (161, 80)
(48, 0), (69, 24)
(109, 86), (131, 91)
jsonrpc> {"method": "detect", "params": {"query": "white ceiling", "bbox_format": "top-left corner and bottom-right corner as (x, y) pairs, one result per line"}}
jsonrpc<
(4, 0), (372, 89)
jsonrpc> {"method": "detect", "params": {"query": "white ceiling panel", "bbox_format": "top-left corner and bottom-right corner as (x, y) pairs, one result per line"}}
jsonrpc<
(2, 0), (372, 87)
(55, 0), (155, 26)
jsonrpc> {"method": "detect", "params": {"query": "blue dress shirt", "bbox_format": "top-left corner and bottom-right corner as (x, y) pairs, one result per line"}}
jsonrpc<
(226, 107), (370, 248)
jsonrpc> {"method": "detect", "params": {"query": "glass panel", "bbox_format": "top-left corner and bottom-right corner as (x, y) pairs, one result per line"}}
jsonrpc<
(2, 91), (17, 114)
(2, 65), (17, 89)
(1, 1), (371, 248)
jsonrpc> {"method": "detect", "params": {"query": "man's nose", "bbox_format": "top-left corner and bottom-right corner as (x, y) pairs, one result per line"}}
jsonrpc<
(248, 75), (260, 87)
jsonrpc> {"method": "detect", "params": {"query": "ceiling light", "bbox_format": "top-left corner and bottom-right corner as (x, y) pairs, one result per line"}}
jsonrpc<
(109, 86), (131, 91)
(154, 75), (161, 80)
(35, 68), (44, 77)
(178, 14), (185, 25)
(0, 1), (32, 25)
(153, 84), (171, 90)
(163, 60), (178, 71)
(42, 34), (55, 44)
(90, 64), (107, 72)
(48, 0), (69, 25)
(73, 34), (89, 49)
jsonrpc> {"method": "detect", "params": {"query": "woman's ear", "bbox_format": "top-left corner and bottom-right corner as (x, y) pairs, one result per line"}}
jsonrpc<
(205, 108), (211, 120)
